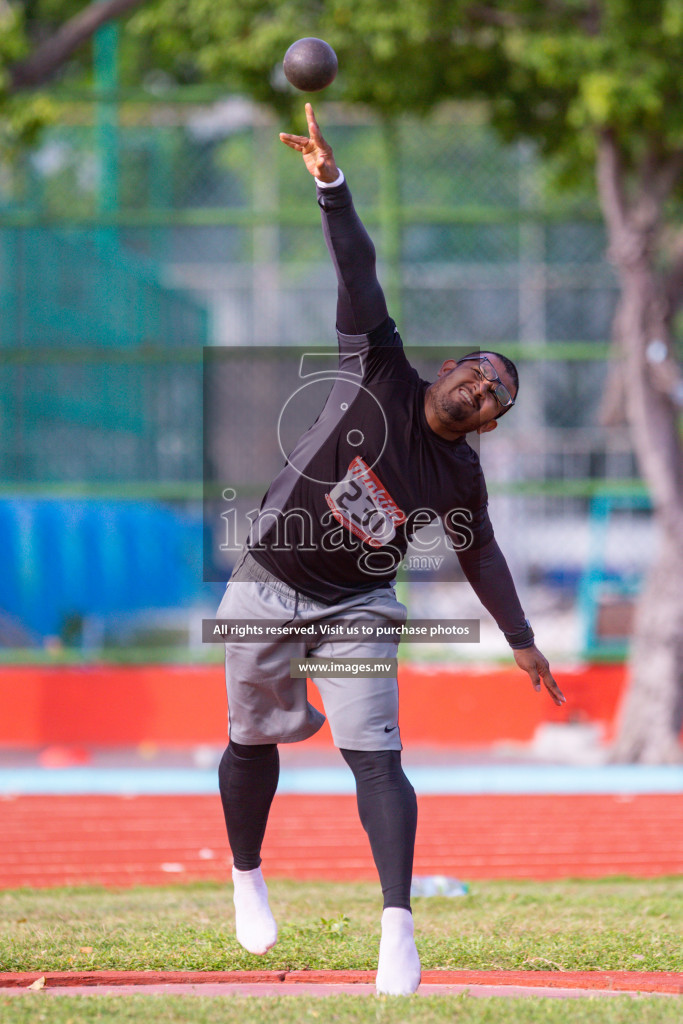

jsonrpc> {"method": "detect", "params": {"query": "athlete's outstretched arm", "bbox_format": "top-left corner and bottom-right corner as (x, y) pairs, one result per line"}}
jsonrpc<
(280, 104), (389, 336)
(457, 536), (566, 707)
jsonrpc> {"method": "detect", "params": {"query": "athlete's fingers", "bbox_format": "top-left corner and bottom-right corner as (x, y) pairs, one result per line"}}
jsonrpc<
(279, 133), (311, 149)
(539, 662), (566, 705)
(306, 102), (323, 142)
(527, 665), (541, 693)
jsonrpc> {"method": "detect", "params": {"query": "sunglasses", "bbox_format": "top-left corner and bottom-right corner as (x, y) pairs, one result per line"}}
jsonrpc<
(457, 356), (515, 409)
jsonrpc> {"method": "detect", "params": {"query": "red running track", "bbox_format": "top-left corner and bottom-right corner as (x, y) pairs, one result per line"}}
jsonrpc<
(2, 970), (683, 994)
(2, 793), (683, 889)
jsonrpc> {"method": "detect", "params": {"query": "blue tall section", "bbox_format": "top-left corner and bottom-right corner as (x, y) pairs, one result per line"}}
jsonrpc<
(0, 500), (210, 639)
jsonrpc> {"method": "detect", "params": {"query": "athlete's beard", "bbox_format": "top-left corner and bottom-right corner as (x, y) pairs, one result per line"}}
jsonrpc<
(431, 379), (472, 426)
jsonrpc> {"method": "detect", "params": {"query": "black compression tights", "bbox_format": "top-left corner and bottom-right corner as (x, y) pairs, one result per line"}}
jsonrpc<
(218, 740), (279, 871)
(219, 742), (417, 910)
(341, 749), (417, 912)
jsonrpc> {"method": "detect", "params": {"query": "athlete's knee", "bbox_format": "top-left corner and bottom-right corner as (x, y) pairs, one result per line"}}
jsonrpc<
(229, 740), (278, 760)
(219, 741), (278, 782)
(340, 747), (406, 783)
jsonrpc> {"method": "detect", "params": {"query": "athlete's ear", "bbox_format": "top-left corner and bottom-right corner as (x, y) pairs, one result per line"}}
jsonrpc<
(477, 419), (498, 435)
(437, 359), (457, 378)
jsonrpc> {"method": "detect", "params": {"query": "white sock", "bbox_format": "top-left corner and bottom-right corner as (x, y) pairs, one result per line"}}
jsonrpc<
(231, 865), (278, 955)
(375, 906), (421, 996)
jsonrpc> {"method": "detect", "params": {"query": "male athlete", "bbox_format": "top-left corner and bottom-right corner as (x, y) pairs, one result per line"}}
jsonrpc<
(216, 104), (565, 996)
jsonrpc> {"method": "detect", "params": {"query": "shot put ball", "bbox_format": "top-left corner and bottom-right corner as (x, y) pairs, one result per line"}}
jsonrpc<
(283, 37), (338, 92)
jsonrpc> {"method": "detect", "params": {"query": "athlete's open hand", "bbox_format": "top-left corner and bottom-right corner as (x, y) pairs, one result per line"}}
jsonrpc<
(513, 646), (566, 706)
(279, 103), (340, 183)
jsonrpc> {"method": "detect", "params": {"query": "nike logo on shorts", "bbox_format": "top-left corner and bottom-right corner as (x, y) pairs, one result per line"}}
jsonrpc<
(384, 724), (397, 732)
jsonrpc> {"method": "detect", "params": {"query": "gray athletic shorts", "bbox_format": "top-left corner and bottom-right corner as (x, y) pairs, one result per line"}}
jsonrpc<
(217, 552), (407, 751)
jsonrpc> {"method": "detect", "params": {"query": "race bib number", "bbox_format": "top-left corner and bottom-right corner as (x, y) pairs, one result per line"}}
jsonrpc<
(325, 456), (406, 548)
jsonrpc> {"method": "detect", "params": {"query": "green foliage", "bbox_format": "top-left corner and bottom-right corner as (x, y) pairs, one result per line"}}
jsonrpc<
(125, 0), (683, 192)
(2, 2), (683, 193)
(0, 93), (59, 154)
(0, 2), (27, 99)
(127, 0), (488, 114)
(0, 2), (88, 149)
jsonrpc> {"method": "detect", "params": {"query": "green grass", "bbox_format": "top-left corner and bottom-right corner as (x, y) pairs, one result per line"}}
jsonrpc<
(1, 878), (682, 975)
(2, 880), (683, 1024)
(0, 994), (682, 1024)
